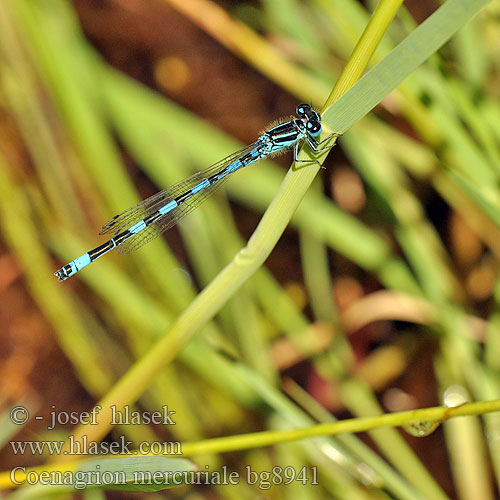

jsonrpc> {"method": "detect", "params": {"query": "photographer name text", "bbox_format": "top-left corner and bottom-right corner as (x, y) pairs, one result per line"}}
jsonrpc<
(41, 405), (176, 430)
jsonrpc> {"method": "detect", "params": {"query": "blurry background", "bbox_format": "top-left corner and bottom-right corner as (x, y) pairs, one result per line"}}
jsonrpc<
(1, 0), (500, 499)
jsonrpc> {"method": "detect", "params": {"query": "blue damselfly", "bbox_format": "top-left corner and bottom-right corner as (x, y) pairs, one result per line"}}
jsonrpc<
(55, 104), (339, 281)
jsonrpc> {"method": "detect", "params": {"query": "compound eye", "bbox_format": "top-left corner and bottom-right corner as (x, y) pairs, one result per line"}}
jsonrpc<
(296, 103), (311, 117)
(307, 121), (321, 135)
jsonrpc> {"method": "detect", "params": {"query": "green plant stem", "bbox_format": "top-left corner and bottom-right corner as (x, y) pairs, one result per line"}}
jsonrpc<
(63, 0), (493, 455)
(324, 0), (404, 110)
(3, 399), (500, 490)
(179, 399), (500, 456)
(61, 0), (402, 455)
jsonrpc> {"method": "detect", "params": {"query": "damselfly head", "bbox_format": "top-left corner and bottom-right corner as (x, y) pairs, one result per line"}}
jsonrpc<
(296, 103), (322, 137)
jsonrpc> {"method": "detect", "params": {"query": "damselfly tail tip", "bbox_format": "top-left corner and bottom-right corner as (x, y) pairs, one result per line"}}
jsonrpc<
(54, 267), (70, 282)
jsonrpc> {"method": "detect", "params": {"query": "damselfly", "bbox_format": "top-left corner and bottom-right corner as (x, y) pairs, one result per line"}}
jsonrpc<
(55, 104), (339, 281)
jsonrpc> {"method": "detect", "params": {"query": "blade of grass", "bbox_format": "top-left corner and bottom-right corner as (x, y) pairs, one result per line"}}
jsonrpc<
(63, 0), (489, 454)
(4, 400), (500, 489)
(322, 0), (492, 129)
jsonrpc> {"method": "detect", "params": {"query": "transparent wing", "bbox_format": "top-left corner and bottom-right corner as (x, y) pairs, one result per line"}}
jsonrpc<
(99, 142), (261, 254)
(116, 175), (229, 254)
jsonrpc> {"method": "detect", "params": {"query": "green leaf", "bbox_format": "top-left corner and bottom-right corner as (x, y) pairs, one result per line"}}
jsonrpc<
(322, 0), (492, 132)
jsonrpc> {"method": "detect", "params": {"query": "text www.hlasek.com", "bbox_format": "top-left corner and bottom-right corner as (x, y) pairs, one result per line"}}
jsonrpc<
(10, 436), (182, 456)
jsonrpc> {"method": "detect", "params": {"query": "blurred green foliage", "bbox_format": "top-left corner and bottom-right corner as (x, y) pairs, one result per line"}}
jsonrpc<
(0, 0), (499, 498)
